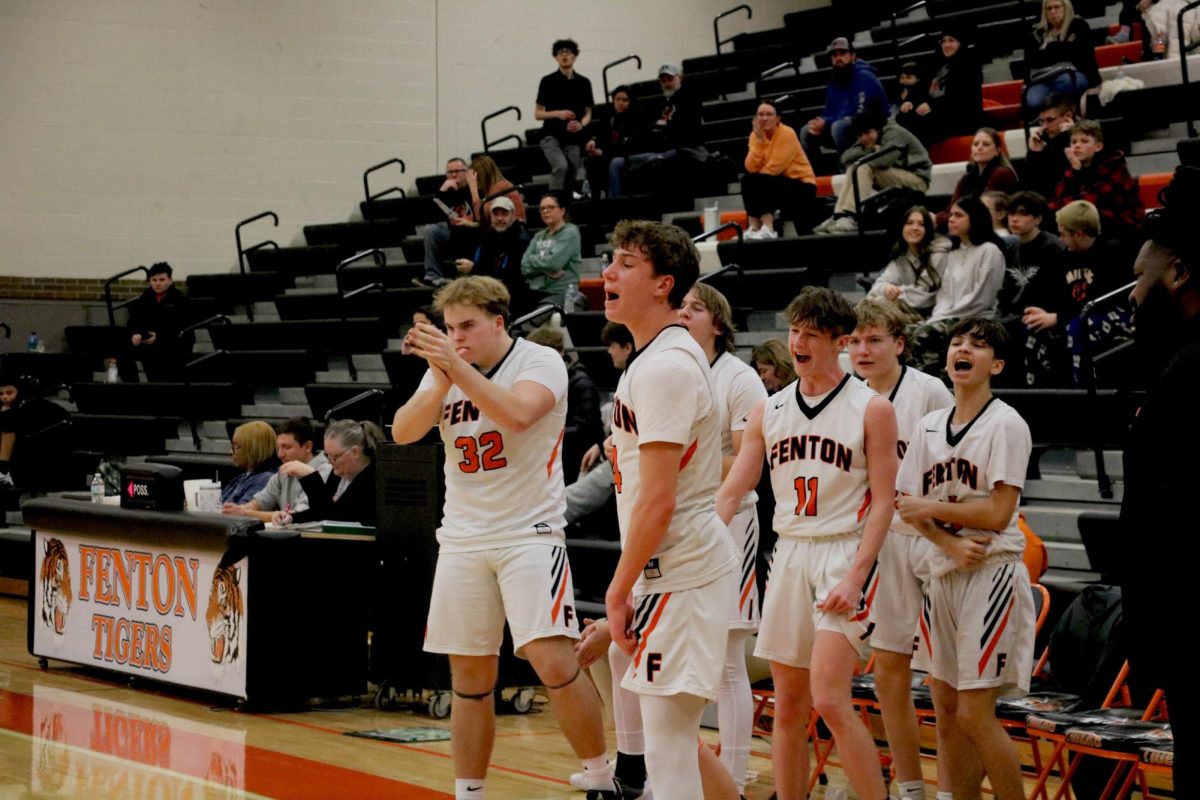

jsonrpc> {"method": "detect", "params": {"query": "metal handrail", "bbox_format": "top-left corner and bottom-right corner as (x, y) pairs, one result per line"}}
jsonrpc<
(235, 211), (278, 277)
(363, 158), (407, 204)
(324, 389), (386, 425)
(1077, 279), (1137, 498)
(482, 106), (523, 153)
(715, 4), (752, 101)
(334, 249), (388, 300)
(0, 323), (9, 339)
(851, 144), (903, 232)
(698, 262), (744, 283)
(715, 4), (752, 54)
(1180, 0), (1200, 137)
(104, 266), (149, 326)
(891, 0), (928, 76)
(756, 61), (801, 98)
(602, 55), (642, 107)
(693, 222), (744, 245)
(510, 304), (560, 331)
(179, 314), (231, 338)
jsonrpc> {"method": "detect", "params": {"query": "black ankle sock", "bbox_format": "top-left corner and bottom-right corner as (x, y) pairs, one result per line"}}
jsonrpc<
(613, 752), (645, 788)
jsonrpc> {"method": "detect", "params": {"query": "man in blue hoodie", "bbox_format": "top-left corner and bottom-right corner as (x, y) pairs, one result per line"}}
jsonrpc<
(801, 37), (889, 175)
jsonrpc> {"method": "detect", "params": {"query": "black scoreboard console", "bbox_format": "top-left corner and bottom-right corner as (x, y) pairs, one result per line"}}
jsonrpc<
(119, 463), (185, 512)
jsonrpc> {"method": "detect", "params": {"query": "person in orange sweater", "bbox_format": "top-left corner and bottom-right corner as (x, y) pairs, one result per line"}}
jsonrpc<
(741, 99), (817, 240)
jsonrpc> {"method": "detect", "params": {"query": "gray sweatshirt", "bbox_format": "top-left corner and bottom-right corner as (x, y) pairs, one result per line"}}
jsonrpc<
(929, 241), (1006, 322)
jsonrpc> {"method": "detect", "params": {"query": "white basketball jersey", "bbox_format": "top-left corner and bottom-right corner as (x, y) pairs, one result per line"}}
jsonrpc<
(424, 337), (570, 552)
(610, 326), (737, 594)
(711, 351), (769, 512)
(881, 367), (954, 534)
(761, 373), (875, 539)
(896, 398), (1032, 577)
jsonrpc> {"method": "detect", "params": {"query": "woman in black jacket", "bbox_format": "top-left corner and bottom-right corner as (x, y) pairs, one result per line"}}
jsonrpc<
(583, 85), (643, 198)
(1023, 0), (1100, 112)
(275, 418), (382, 526)
(895, 27), (983, 146)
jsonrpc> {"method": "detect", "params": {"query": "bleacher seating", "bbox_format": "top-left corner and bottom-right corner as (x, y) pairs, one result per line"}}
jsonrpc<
(208, 319), (394, 353)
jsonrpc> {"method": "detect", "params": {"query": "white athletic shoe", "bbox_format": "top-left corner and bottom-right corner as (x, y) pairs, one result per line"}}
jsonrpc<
(743, 227), (763, 240)
(758, 227), (779, 240)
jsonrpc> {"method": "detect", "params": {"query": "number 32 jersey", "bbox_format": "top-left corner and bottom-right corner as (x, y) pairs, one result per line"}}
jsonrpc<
(420, 338), (569, 552)
(762, 373), (875, 540)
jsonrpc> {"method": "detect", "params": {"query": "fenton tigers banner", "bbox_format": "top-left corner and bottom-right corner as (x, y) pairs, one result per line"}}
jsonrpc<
(33, 529), (249, 698)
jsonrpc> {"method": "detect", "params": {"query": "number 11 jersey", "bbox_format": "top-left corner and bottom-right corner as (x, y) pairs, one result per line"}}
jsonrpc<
(762, 373), (875, 540)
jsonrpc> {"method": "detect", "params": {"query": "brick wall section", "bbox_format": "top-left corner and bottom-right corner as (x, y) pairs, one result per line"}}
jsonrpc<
(0, 277), (172, 302)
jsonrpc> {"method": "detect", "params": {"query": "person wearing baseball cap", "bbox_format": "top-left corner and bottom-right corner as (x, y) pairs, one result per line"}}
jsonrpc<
(607, 63), (703, 197)
(456, 195), (532, 313)
(800, 36), (889, 175)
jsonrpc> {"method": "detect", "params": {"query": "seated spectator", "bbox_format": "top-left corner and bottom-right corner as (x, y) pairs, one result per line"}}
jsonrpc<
(584, 85), (642, 198)
(223, 417), (332, 521)
(127, 262), (193, 380)
(535, 38), (593, 193)
(1022, 199), (1133, 385)
(936, 128), (1020, 229)
(521, 191), (583, 311)
(982, 191), (1015, 239)
(0, 376), (21, 486)
(895, 28), (983, 146)
(750, 339), (797, 394)
(1024, 93), (1077, 201)
(867, 206), (951, 316)
(800, 37), (889, 174)
(1139, 0), (1200, 58)
(892, 60), (927, 116)
(908, 197), (1007, 371)
(400, 306), (444, 356)
(221, 421), (279, 505)
(815, 111), (931, 234)
(415, 157), (477, 288)
(741, 99), (817, 239)
(999, 191), (1066, 316)
(1023, 0), (1100, 112)
(526, 325), (603, 485)
(455, 197), (532, 313)
(276, 419), (382, 526)
(467, 155), (526, 227)
(1050, 119), (1144, 243)
(0, 375), (71, 490)
(607, 64), (704, 198)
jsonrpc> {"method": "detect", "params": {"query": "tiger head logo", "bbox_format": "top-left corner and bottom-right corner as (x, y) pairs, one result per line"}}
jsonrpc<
(40, 538), (72, 636)
(205, 566), (243, 665)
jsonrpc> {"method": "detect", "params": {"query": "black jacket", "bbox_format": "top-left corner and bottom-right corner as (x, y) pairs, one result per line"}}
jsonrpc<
(294, 462), (377, 526)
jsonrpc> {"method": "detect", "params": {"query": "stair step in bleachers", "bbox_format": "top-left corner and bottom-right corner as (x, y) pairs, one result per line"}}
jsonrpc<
(335, 262), (425, 292)
(245, 243), (351, 276)
(1, 353), (96, 386)
(208, 319), (395, 354)
(274, 288), (433, 323)
(72, 414), (184, 456)
(240, 402), (312, 418)
(562, 311), (609, 349)
(704, 267), (835, 312)
(185, 350), (326, 386)
(315, 370), (390, 384)
(164, 437), (230, 455)
(73, 382), (251, 420)
(185, 272), (293, 307)
(360, 194), (450, 225)
(303, 219), (417, 249)
(714, 231), (893, 271)
(381, 350), (434, 400)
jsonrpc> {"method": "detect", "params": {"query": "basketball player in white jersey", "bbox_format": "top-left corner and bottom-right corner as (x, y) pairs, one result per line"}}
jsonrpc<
(392, 276), (618, 800)
(678, 282), (767, 795)
(896, 318), (1033, 800)
(849, 298), (952, 800)
(717, 286), (898, 800)
(601, 220), (738, 800)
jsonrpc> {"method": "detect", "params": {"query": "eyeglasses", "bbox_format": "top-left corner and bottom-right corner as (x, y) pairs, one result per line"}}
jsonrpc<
(1038, 112), (1064, 126)
(539, 204), (561, 211)
(326, 447), (352, 463)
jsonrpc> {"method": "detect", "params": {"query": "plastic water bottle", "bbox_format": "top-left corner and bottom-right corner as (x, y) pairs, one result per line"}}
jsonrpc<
(564, 282), (584, 312)
(1152, 29), (1167, 58)
(105, 358), (120, 384)
(90, 472), (105, 504)
(27, 332), (40, 353)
